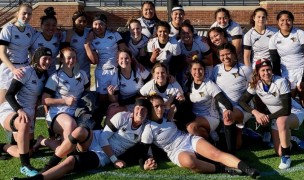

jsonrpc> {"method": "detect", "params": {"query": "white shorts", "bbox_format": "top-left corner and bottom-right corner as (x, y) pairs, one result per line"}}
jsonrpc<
(95, 66), (116, 94)
(168, 135), (201, 167)
(271, 107), (304, 130)
(196, 114), (219, 132)
(220, 105), (252, 128)
(0, 63), (28, 90)
(0, 102), (35, 133)
(281, 67), (304, 90)
(89, 130), (111, 167)
(45, 107), (75, 125)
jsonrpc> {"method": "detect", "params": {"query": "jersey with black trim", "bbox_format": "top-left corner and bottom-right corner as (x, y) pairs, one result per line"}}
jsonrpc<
(141, 118), (191, 158)
(140, 79), (184, 103)
(137, 17), (156, 38)
(178, 37), (210, 61)
(14, 65), (46, 109)
(189, 79), (221, 117)
(210, 20), (243, 41)
(70, 28), (91, 76)
(91, 30), (122, 68)
(110, 67), (150, 99)
(147, 36), (181, 66)
(243, 26), (277, 64)
(169, 21), (180, 37)
(0, 23), (36, 63)
(212, 63), (252, 107)
(128, 34), (149, 59)
(45, 69), (89, 113)
(97, 111), (145, 156)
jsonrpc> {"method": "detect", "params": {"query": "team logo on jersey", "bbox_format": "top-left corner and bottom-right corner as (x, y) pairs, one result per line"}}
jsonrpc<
(217, 73), (221, 77)
(14, 35), (20, 39)
(53, 42), (59, 47)
(149, 91), (157, 96)
(122, 127), (126, 132)
(120, 83), (126, 88)
(108, 36), (113, 40)
(38, 43), (44, 47)
(266, 35), (272, 38)
(63, 80), (69, 85)
(26, 33), (31, 38)
(31, 80), (37, 84)
(199, 92), (205, 97)
(277, 41), (281, 44)
(134, 134), (139, 140)
(72, 39), (78, 43)
(166, 50), (171, 56)
(167, 93), (173, 98)
(94, 41), (100, 45)
(232, 73), (239, 78)
(271, 92), (277, 97)
(291, 37), (297, 42)
(157, 129), (162, 135)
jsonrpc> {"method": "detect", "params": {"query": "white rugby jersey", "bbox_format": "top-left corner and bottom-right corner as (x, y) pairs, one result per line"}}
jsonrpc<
(15, 66), (46, 109)
(128, 35), (149, 59)
(97, 111), (145, 156)
(179, 37), (210, 61)
(169, 21), (179, 37)
(147, 36), (181, 66)
(212, 63), (252, 107)
(70, 28), (91, 77)
(111, 67), (150, 99)
(189, 79), (221, 118)
(243, 26), (277, 66)
(269, 28), (304, 70)
(140, 79), (184, 102)
(45, 69), (89, 115)
(0, 23), (36, 63)
(137, 17), (156, 38)
(141, 118), (191, 158)
(30, 31), (65, 75)
(91, 30), (122, 68)
(210, 20), (242, 41)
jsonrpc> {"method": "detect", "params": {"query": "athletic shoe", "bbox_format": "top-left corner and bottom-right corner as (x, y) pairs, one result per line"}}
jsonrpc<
(224, 167), (243, 176)
(298, 140), (304, 150)
(278, 156), (291, 169)
(20, 166), (38, 177)
(242, 167), (260, 179)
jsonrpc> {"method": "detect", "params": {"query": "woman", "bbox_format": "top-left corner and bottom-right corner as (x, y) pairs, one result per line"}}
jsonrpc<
(269, 10), (304, 105)
(0, 3), (36, 104)
(65, 10), (93, 79)
(210, 8), (243, 57)
(0, 47), (52, 177)
(169, 5), (185, 38)
(106, 49), (151, 122)
(239, 59), (304, 169)
(84, 13), (127, 129)
(243, 8), (277, 68)
(41, 47), (89, 153)
(30, 7), (65, 76)
(147, 21), (181, 74)
(137, 1), (160, 38)
(211, 43), (252, 154)
(207, 27), (228, 66)
(178, 22), (213, 85)
(140, 94), (259, 178)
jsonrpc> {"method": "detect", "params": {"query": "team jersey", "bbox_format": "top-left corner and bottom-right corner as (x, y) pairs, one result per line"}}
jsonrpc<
(189, 79), (221, 118)
(137, 17), (157, 38)
(140, 79), (184, 103)
(178, 37), (211, 61)
(0, 22), (36, 63)
(210, 20), (243, 41)
(110, 67), (150, 100)
(212, 63), (252, 107)
(147, 36), (181, 66)
(141, 118), (191, 158)
(70, 28), (91, 77)
(269, 28), (304, 70)
(91, 30), (122, 69)
(127, 34), (149, 59)
(14, 65), (46, 109)
(30, 31), (65, 75)
(169, 21), (180, 37)
(45, 69), (89, 118)
(95, 111), (145, 156)
(243, 26), (278, 66)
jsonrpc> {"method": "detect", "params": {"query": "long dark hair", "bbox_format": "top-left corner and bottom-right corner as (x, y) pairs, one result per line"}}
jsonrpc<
(141, 1), (160, 21)
(40, 7), (57, 26)
(250, 8), (268, 27)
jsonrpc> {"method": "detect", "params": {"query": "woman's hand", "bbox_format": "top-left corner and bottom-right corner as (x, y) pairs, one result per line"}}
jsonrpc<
(223, 109), (232, 122)
(12, 67), (24, 79)
(63, 96), (77, 106)
(252, 109), (269, 126)
(107, 85), (117, 95)
(151, 48), (160, 63)
(17, 109), (29, 124)
(144, 158), (157, 170)
(114, 159), (126, 169)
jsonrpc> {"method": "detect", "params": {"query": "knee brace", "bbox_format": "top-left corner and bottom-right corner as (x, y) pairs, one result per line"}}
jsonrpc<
(9, 113), (19, 132)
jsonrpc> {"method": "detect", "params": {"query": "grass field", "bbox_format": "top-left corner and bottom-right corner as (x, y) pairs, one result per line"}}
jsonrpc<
(1, 120), (304, 180)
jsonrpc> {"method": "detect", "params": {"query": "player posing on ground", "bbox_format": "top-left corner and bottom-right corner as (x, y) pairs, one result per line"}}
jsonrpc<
(0, 47), (52, 177)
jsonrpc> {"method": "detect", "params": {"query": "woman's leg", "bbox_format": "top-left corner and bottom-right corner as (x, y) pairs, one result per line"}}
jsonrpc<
(178, 151), (216, 173)
(186, 116), (211, 139)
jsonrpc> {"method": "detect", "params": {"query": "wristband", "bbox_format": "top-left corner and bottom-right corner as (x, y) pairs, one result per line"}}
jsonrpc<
(110, 155), (118, 163)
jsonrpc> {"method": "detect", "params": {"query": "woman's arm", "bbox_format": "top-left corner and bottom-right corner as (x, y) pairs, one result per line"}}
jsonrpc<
(5, 79), (23, 112)
(243, 49), (252, 67)
(0, 45), (24, 78)
(42, 90), (76, 106)
(84, 31), (98, 64)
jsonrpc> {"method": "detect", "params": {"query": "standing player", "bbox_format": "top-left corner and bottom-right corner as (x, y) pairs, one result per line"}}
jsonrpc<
(169, 5), (185, 38)
(211, 43), (252, 154)
(137, 1), (160, 38)
(239, 59), (304, 169)
(0, 47), (52, 177)
(0, 3), (36, 104)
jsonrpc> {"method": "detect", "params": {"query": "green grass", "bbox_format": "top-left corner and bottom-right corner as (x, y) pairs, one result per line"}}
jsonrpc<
(1, 120), (304, 179)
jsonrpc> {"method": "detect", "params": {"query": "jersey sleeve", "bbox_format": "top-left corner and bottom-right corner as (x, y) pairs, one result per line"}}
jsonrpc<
(246, 85), (256, 95)
(114, 32), (123, 43)
(110, 71), (120, 90)
(0, 25), (12, 44)
(206, 80), (222, 97)
(138, 67), (150, 80)
(269, 35), (277, 50)
(45, 73), (59, 91)
(14, 67), (30, 85)
(141, 122), (153, 144)
(139, 80), (153, 96)
(297, 29), (304, 45)
(101, 112), (126, 140)
(279, 78), (291, 95)
(146, 39), (155, 53)
(242, 65), (253, 82)
(172, 81), (184, 95)
(243, 29), (252, 50)
(170, 37), (181, 56)
(230, 22), (243, 37)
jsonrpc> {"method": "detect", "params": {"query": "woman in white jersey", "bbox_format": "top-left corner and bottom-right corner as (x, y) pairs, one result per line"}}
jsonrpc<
(0, 3), (36, 104)
(239, 59), (304, 169)
(84, 13), (127, 129)
(210, 8), (242, 56)
(137, 1), (160, 38)
(211, 43), (252, 154)
(243, 8), (278, 68)
(30, 7), (65, 76)
(140, 95), (259, 178)
(269, 10), (304, 106)
(169, 5), (185, 38)
(106, 49), (151, 122)
(207, 27), (228, 66)
(0, 47), (52, 177)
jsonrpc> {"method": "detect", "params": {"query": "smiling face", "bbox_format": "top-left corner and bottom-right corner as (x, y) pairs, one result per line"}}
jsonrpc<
(74, 16), (87, 32)
(129, 21), (142, 40)
(253, 10), (267, 28)
(180, 26), (194, 45)
(37, 55), (52, 71)
(133, 105), (148, 126)
(156, 26), (169, 43)
(258, 66), (273, 84)
(41, 18), (57, 37)
(190, 63), (205, 82)
(92, 20), (106, 37)
(118, 52), (131, 69)
(278, 14), (293, 33)
(216, 11), (229, 28)
(209, 30), (226, 47)
(171, 10), (184, 27)
(62, 50), (77, 69)
(150, 98), (165, 120)
(219, 48), (237, 68)
(17, 6), (32, 25)
(153, 66), (167, 85)
(142, 3), (155, 20)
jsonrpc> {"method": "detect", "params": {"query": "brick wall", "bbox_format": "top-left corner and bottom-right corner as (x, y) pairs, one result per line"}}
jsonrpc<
(19, 1), (304, 29)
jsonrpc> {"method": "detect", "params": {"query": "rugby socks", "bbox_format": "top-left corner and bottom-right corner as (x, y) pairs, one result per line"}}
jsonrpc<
(43, 154), (62, 172)
(237, 160), (259, 178)
(20, 153), (30, 167)
(224, 123), (237, 154)
(281, 146), (291, 157)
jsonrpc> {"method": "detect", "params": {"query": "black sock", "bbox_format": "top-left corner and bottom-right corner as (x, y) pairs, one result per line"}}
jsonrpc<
(224, 123), (237, 154)
(0, 143), (5, 153)
(47, 154), (62, 168)
(237, 160), (249, 172)
(215, 163), (225, 173)
(20, 153), (30, 167)
(281, 146), (291, 157)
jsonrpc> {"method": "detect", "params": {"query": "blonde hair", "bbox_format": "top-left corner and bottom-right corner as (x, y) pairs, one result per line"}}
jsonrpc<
(14, 3), (32, 22)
